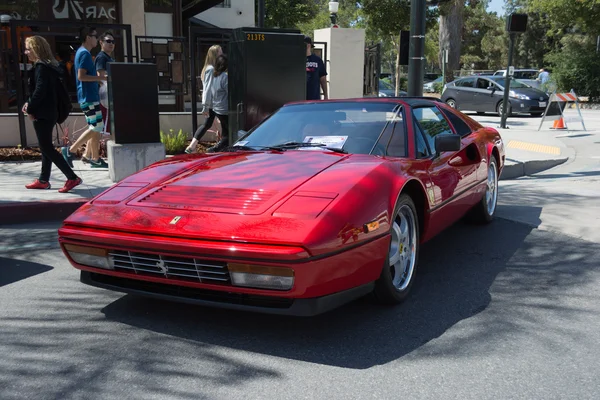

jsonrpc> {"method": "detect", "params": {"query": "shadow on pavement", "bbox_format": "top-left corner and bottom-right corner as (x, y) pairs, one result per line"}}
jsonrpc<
(0, 257), (53, 287)
(97, 212), (600, 370)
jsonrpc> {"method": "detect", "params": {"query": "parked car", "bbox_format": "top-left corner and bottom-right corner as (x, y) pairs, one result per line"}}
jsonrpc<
(441, 75), (549, 116)
(59, 97), (504, 316)
(378, 79), (407, 97)
(493, 69), (541, 90)
(423, 76), (443, 93)
(424, 73), (441, 83)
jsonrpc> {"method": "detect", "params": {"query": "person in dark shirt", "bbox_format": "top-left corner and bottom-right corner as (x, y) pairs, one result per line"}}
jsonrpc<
(22, 36), (82, 193)
(305, 36), (328, 101)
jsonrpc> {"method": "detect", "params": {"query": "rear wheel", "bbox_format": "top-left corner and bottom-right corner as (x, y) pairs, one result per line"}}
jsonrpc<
(446, 98), (457, 109)
(372, 194), (420, 304)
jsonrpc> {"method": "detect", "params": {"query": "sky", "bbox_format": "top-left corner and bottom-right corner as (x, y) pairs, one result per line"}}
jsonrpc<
(487, 0), (505, 15)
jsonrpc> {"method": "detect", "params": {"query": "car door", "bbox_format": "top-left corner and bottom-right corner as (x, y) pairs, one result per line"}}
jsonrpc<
(411, 106), (480, 235)
(452, 77), (476, 111)
(474, 77), (498, 113)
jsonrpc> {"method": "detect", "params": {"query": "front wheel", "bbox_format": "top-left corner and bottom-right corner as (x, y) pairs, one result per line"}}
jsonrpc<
(497, 101), (512, 117)
(372, 194), (420, 304)
(467, 157), (499, 224)
(446, 98), (457, 109)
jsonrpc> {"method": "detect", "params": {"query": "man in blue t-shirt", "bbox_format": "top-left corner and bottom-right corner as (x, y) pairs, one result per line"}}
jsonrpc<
(61, 26), (108, 168)
(305, 36), (328, 101)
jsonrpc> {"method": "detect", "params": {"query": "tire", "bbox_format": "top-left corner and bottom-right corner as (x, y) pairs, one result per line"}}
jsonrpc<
(372, 194), (420, 304)
(468, 156), (499, 224)
(446, 98), (457, 109)
(497, 101), (512, 117)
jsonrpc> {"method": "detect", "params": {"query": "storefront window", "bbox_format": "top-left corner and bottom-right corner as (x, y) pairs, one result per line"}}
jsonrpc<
(145, 0), (173, 13)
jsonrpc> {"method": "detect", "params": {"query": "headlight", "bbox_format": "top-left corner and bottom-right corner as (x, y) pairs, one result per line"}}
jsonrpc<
(509, 91), (530, 100)
(228, 263), (294, 290)
(64, 244), (113, 270)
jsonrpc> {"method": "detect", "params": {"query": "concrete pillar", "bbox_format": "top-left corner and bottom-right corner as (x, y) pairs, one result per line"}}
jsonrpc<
(314, 28), (366, 99)
(121, 0), (145, 57)
(107, 141), (166, 183)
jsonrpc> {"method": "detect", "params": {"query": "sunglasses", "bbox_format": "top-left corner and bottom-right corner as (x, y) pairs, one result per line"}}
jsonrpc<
(103, 39), (115, 44)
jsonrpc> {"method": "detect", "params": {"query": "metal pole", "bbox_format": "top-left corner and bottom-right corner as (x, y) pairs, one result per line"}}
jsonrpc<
(10, 20), (26, 147)
(258, 0), (265, 28)
(407, 0), (426, 96)
(442, 49), (446, 87)
(500, 33), (515, 129)
(189, 26), (197, 134)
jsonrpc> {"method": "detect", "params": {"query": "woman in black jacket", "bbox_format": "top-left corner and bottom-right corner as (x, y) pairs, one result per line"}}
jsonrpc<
(22, 35), (82, 193)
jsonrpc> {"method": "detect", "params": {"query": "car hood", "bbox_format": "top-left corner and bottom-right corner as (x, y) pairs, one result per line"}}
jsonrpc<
(122, 151), (348, 215)
(62, 151), (401, 250)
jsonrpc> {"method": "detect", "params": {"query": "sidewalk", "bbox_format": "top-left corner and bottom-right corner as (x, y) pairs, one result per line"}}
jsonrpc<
(1, 109), (597, 225)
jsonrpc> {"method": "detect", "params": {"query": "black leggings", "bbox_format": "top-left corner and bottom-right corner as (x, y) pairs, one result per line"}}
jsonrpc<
(193, 109), (229, 144)
(34, 119), (77, 182)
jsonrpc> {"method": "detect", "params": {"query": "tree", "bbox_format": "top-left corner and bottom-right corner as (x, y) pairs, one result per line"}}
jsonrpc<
(546, 34), (600, 101)
(262, 0), (320, 29)
(528, 0), (600, 36)
(439, 0), (465, 81)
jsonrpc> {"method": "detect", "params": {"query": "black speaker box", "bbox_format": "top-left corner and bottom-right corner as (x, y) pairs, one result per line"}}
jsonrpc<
(507, 13), (528, 33)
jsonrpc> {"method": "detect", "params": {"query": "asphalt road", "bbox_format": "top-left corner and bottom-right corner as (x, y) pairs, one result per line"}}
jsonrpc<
(1, 121), (599, 400)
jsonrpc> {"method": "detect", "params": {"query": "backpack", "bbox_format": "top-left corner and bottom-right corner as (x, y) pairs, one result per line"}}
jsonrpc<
(56, 74), (72, 124)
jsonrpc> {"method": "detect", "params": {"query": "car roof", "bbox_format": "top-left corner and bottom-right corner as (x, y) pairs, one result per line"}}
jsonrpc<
(284, 97), (444, 108)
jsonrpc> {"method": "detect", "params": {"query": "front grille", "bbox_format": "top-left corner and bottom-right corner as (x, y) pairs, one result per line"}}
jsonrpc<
(109, 250), (230, 285)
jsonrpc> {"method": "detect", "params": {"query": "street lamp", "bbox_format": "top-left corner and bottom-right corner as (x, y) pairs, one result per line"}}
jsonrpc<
(329, 1), (339, 28)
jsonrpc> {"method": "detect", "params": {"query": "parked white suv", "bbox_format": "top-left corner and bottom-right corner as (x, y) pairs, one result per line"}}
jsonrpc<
(493, 69), (541, 89)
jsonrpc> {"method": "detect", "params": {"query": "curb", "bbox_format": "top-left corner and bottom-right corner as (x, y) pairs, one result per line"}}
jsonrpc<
(500, 157), (568, 180)
(0, 199), (88, 226)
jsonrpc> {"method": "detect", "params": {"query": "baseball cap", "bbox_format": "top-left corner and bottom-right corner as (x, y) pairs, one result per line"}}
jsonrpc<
(304, 36), (313, 45)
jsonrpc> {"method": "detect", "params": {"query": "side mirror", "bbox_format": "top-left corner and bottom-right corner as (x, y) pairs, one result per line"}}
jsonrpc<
(435, 134), (461, 155)
(237, 129), (248, 140)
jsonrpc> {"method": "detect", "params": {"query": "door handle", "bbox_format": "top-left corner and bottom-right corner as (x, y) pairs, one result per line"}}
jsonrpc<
(449, 155), (465, 166)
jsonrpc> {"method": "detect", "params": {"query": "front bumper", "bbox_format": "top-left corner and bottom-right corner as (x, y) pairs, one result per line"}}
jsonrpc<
(59, 226), (389, 315)
(81, 271), (375, 316)
(511, 98), (548, 113)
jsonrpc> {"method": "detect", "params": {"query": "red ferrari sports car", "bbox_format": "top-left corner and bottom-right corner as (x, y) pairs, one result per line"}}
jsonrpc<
(58, 98), (504, 316)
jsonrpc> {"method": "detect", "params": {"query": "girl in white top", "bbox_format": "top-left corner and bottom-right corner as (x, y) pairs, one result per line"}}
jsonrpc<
(185, 44), (223, 154)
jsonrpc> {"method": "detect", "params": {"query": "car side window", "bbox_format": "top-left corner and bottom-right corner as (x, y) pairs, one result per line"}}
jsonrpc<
(412, 106), (454, 153)
(414, 120), (431, 158)
(455, 78), (475, 88)
(386, 119), (407, 157)
(440, 108), (472, 137)
(476, 78), (490, 89)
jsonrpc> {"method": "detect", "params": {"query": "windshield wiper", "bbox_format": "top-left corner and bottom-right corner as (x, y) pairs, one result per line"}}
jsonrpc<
(225, 145), (285, 152)
(271, 142), (347, 154)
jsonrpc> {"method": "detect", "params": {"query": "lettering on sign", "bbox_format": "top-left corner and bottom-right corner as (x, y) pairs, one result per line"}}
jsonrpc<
(53, 0), (117, 21)
(247, 33), (265, 41)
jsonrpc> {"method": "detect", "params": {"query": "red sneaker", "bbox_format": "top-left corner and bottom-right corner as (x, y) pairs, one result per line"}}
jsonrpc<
(58, 177), (82, 193)
(25, 179), (51, 190)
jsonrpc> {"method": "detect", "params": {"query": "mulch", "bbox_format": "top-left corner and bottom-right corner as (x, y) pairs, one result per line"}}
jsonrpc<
(0, 142), (218, 162)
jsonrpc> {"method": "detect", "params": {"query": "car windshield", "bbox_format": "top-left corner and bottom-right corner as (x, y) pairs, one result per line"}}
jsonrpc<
(379, 80), (393, 90)
(490, 77), (530, 88)
(235, 102), (403, 156)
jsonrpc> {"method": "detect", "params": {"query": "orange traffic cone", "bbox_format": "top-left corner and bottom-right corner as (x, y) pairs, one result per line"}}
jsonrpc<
(551, 117), (566, 129)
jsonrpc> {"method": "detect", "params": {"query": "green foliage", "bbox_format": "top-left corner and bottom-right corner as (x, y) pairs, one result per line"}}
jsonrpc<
(545, 34), (600, 101)
(263, 0), (320, 29)
(160, 129), (188, 155)
(433, 81), (444, 93)
(529, 0), (600, 36)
